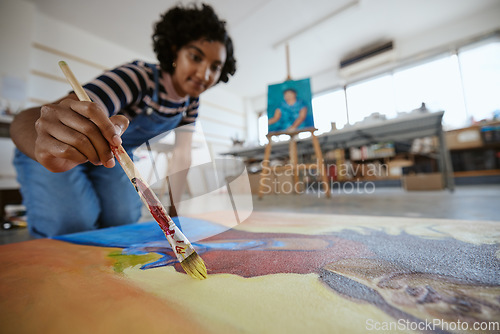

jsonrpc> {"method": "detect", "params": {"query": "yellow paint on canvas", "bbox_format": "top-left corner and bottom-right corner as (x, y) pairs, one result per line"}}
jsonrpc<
(108, 250), (162, 273)
(122, 265), (415, 334)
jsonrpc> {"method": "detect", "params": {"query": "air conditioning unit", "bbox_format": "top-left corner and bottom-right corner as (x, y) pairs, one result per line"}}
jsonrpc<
(339, 41), (395, 78)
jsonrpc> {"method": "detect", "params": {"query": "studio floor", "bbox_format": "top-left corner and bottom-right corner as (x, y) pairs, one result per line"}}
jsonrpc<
(2, 186), (499, 333)
(1, 184), (499, 245)
(251, 184), (500, 221)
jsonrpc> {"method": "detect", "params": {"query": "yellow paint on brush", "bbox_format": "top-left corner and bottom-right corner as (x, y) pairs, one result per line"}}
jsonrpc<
(180, 253), (207, 280)
(122, 265), (413, 334)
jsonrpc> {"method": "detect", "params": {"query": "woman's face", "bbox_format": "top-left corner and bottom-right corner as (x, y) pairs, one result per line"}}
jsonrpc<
(171, 39), (227, 97)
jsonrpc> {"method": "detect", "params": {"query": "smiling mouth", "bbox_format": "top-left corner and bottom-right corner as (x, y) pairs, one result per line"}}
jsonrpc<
(189, 78), (205, 89)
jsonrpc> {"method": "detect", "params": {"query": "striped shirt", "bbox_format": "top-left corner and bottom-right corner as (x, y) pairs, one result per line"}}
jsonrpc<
(83, 60), (199, 126)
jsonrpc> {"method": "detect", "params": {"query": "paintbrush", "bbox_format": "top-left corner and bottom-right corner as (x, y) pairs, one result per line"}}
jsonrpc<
(58, 61), (207, 279)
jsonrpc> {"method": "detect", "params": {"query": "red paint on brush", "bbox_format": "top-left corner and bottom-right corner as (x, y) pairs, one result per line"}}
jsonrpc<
(148, 205), (175, 236)
(134, 178), (175, 236)
(110, 145), (179, 239)
(110, 145), (123, 163)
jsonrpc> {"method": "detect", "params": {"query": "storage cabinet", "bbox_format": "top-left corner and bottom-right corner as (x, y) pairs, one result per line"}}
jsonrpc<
(446, 122), (500, 178)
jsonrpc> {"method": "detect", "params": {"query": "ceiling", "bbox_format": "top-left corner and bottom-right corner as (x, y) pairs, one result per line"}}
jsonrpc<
(25, 0), (499, 100)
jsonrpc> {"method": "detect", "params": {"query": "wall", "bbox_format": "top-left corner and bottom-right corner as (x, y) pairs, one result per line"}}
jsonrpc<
(248, 4), (500, 113)
(0, 0), (35, 182)
(0, 0), (35, 112)
(197, 88), (247, 155)
(27, 12), (151, 106)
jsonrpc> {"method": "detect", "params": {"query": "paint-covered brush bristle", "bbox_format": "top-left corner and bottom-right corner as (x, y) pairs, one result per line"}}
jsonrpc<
(181, 252), (207, 280)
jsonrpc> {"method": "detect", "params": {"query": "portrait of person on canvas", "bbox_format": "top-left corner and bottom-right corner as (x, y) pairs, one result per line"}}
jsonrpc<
(267, 78), (314, 133)
(10, 3), (236, 238)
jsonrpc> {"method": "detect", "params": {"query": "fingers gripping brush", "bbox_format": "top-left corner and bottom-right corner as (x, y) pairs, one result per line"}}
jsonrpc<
(59, 61), (207, 279)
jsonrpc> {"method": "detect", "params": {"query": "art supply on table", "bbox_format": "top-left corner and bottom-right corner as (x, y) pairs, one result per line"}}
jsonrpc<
(58, 61), (207, 279)
(2, 204), (27, 230)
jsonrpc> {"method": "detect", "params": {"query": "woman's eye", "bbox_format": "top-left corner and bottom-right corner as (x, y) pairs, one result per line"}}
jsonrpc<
(190, 53), (202, 62)
(211, 64), (222, 72)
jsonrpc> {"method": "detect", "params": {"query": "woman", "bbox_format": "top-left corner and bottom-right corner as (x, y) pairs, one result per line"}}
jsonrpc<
(10, 4), (236, 237)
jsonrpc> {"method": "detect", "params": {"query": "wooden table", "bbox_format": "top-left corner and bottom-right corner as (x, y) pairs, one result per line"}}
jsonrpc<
(1, 212), (499, 333)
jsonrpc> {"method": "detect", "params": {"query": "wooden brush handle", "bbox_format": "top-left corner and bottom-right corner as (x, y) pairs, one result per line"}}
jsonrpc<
(58, 61), (91, 102)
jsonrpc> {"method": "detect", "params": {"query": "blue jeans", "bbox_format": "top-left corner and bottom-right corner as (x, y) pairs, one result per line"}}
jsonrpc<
(14, 149), (142, 238)
(13, 111), (183, 238)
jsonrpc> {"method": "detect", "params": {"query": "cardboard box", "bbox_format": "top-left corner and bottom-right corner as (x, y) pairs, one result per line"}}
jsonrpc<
(273, 174), (297, 194)
(402, 173), (444, 191)
(248, 171), (301, 195)
(248, 173), (270, 195)
(445, 127), (483, 150)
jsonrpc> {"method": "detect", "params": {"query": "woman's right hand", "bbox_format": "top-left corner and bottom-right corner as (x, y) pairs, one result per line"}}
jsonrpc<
(33, 95), (129, 173)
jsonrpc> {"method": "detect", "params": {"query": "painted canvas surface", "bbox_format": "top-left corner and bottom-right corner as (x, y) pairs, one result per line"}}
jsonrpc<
(267, 78), (315, 133)
(1, 212), (499, 333)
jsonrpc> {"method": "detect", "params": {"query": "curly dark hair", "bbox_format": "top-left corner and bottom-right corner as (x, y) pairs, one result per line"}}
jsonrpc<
(152, 3), (236, 84)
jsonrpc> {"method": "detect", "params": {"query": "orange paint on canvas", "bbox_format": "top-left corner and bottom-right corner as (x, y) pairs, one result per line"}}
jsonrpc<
(0, 239), (205, 334)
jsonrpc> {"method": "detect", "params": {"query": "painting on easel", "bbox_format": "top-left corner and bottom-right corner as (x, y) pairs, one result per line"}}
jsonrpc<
(267, 78), (315, 133)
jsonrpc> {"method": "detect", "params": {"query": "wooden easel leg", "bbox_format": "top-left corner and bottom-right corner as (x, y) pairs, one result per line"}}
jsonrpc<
(289, 136), (299, 194)
(311, 132), (331, 198)
(258, 139), (273, 199)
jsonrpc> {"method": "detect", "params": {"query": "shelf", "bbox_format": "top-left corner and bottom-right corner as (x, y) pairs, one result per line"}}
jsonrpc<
(0, 121), (11, 138)
(453, 169), (500, 178)
(449, 143), (500, 151)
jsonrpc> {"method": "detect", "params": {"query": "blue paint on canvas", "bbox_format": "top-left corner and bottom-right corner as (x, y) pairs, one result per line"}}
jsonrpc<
(54, 216), (229, 249)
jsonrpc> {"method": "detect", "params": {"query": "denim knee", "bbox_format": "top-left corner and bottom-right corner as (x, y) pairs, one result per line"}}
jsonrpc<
(13, 150), (102, 237)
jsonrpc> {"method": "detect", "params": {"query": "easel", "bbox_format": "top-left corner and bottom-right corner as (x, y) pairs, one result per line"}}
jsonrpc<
(258, 44), (330, 199)
(258, 128), (331, 199)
